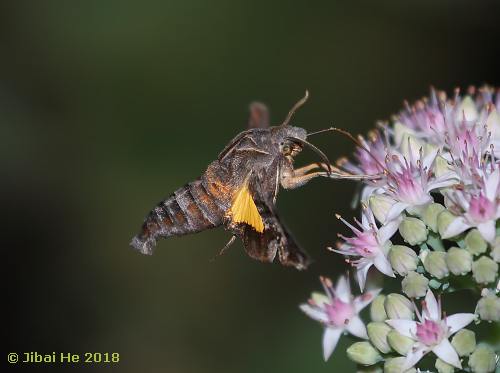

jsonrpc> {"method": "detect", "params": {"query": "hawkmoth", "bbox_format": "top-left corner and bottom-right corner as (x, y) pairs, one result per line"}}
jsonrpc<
(130, 92), (368, 270)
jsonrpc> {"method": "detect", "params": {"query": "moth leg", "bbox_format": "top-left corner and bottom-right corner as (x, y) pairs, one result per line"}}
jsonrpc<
(280, 169), (329, 190)
(210, 235), (237, 262)
(293, 162), (339, 176)
(292, 163), (321, 176)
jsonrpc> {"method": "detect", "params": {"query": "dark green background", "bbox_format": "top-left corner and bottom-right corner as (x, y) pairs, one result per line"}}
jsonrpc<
(2, 1), (499, 372)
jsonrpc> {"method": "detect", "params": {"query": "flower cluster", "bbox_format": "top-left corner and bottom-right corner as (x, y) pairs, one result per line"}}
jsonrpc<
(300, 86), (500, 372)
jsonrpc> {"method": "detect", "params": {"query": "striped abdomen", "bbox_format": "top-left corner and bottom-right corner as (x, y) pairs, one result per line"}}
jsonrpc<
(130, 178), (226, 255)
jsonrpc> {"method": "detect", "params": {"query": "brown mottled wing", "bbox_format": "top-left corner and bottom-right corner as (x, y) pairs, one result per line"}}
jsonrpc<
(240, 195), (309, 270)
(218, 102), (270, 163)
(247, 102), (269, 129)
(218, 129), (254, 162)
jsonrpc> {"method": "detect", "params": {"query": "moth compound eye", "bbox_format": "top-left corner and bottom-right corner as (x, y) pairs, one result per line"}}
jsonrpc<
(282, 145), (291, 154)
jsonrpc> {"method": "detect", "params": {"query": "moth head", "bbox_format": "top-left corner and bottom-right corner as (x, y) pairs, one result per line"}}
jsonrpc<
(274, 90), (332, 173)
(276, 126), (307, 156)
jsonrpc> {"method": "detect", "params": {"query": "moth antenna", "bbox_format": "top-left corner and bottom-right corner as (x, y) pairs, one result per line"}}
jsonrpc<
(332, 127), (364, 148)
(332, 127), (386, 172)
(281, 90), (309, 127)
(307, 127), (336, 137)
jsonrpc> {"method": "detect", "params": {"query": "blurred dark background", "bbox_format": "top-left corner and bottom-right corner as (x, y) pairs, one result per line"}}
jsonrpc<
(2, 1), (500, 372)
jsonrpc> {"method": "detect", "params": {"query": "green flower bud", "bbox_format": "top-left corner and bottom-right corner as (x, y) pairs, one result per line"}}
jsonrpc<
(383, 357), (417, 373)
(445, 247), (472, 275)
(370, 294), (388, 322)
(421, 203), (445, 232)
(486, 108), (500, 134)
(367, 322), (392, 353)
(468, 344), (496, 373)
(437, 210), (459, 238)
(384, 293), (414, 320)
(476, 293), (500, 322)
(387, 330), (414, 355)
(311, 292), (329, 306)
(399, 217), (428, 246)
(369, 194), (395, 224)
(402, 271), (429, 298)
(451, 329), (476, 357)
(434, 156), (454, 180)
(472, 256), (498, 284)
(423, 251), (449, 279)
(465, 229), (488, 256)
(357, 365), (383, 373)
(435, 358), (455, 373)
(490, 237), (500, 262)
(456, 96), (479, 122)
(346, 342), (382, 366)
(393, 122), (417, 146)
(388, 245), (418, 276)
(400, 135), (437, 168)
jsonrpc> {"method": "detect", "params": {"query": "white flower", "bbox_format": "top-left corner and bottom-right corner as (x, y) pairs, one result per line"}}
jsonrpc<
(386, 290), (476, 370)
(333, 207), (397, 291)
(381, 149), (457, 221)
(443, 166), (500, 243)
(486, 108), (500, 157)
(299, 275), (380, 361)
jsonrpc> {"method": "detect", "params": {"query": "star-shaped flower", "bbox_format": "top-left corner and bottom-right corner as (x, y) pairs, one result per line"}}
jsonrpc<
(299, 275), (380, 361)
(386, 290), (476, 370)
(333, 207), (398, 290)
(382, 149), (457, 221)
(443, 167), (500, 243)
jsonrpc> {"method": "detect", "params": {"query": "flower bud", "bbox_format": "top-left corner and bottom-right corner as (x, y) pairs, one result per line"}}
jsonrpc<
(369, 194), (395, 224)
(490, 237), (500, 262)
(434, 156), (454, 180)
(367, 322), (392, 353)
(346, 342), (382, 366)
(384, 293), (414, 320)
(486, 108), (500, 137)
(437, 210), (459, 239)
(465, 229), (488, 256)
(357, 366), (383, 373)
(421, 203), (445, 232)
(435, 358), (455, 373)
(456, 96), (479, 122)
(472, 256), (498, 284)
(388, 245), (418, 276)
(311, 292), (329, 306)
(400, 134), (426, 162)
(468, 344), (496, 373)
(384, 357), (417, 373)
(387, 330), (414, 355)
(423, 251), (449, 279)
(399, 217), (428, 246)
(476, 293), (500, 322)
(445, 247), (472, 275)
(451, 329), (476, 357)
(401, 271), (429, 298)
(370, 294), (388, 322)
(393, 121), (417, 146)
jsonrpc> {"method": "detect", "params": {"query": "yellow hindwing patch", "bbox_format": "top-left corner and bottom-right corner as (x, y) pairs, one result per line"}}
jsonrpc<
(229, 184), (264, 233)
